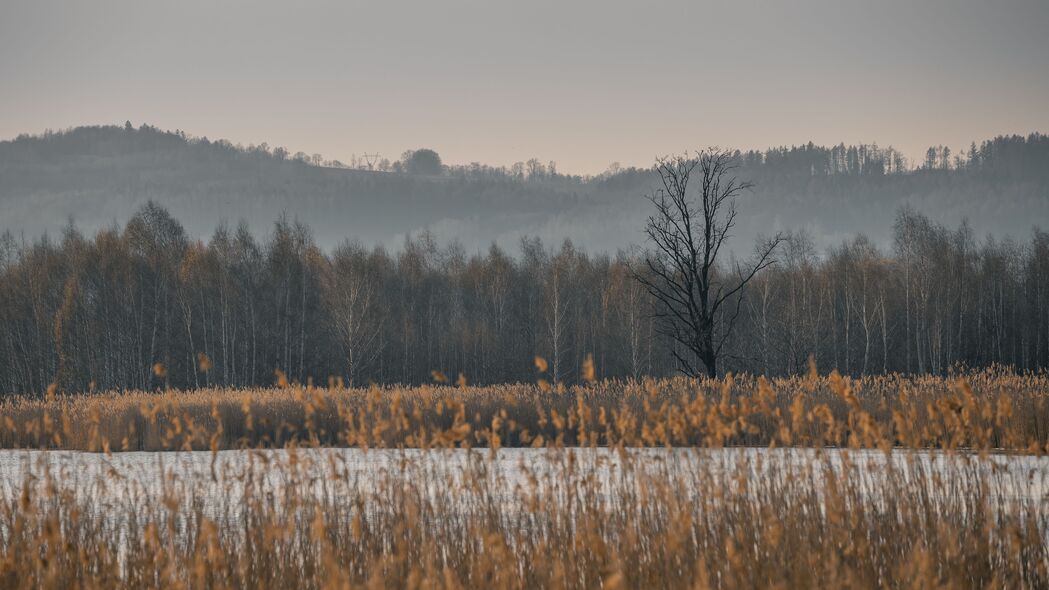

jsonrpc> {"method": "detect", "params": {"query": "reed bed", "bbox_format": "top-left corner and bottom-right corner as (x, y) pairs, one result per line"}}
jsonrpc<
(1, 368), (1048, 452)
(0, 445), (1047, 588)
(0, 368), (1047, 588)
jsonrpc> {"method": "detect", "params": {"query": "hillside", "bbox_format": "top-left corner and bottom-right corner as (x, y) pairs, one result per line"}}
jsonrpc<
(1, 124), (1046, 253)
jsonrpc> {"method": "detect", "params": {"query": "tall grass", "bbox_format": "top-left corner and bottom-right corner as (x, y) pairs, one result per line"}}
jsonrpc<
(1, 368), (1048, 452)
(1, 446), (1047, 588)
(0, 368), (1048, 588)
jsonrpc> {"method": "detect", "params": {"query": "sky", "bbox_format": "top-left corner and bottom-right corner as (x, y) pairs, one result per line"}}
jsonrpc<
(1, 0), (1047, 174)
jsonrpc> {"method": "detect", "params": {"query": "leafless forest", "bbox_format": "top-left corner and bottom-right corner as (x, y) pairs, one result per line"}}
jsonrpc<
(2, 199), (1048, 395)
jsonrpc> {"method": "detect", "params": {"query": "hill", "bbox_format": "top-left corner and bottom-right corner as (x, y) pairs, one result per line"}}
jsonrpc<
(1, 124), (1046, 253)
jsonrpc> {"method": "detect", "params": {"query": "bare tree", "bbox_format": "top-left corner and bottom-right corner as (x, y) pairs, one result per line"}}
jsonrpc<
(324, 242), (385, 386)
(635, 149), (782, 377)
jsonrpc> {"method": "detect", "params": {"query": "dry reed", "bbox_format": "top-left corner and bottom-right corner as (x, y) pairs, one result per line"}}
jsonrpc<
(0, 367), (1047, 588)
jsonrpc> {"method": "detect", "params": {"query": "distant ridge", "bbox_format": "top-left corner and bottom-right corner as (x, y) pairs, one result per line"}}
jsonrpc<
(1, 123), (1046, 253)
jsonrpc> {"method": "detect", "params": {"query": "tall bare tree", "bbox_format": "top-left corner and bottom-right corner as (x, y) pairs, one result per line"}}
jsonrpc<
(636, 149), (782, 377)
(324, 242), (385, 386)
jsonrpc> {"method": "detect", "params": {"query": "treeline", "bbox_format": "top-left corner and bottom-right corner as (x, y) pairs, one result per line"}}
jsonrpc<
(7, 124), (1046, 181)
(1, 203), (1047, 395)
(736, 133), (1049, 181)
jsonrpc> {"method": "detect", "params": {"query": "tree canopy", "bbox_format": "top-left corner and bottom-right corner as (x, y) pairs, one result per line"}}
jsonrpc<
(401, 148), (443, 176)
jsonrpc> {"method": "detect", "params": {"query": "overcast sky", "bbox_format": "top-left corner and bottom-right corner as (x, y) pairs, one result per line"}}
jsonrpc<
(1, 0), (1047, 173)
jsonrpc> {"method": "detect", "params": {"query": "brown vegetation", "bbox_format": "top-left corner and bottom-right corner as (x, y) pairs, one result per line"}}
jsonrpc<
(2, 367), (1048, 453)
(0, 369), (1047, 588)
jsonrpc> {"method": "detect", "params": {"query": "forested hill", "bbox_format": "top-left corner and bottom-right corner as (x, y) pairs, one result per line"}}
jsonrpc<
(1, 124), (1047, 253)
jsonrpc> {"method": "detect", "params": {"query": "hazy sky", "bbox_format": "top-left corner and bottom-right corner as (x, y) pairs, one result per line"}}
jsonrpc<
(1, 0), (1047, 174)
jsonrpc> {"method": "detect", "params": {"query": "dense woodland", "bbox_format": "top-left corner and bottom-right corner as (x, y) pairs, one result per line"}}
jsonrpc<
(1, 200), (1048, 395)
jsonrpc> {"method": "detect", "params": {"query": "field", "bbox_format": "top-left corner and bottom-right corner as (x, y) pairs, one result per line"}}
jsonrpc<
(2, 369), (1049, 588)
